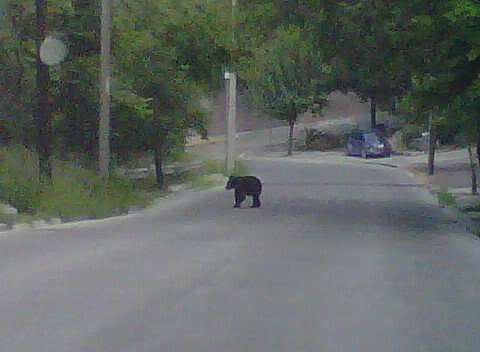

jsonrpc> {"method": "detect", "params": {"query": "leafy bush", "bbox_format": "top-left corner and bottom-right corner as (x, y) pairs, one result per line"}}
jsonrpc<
(400, 124), (424, 146)
(304, 128), (319, 149)
(304, 128), (345, 151)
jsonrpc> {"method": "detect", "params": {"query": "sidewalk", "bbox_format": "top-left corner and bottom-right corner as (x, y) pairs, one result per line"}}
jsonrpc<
(403, 148), (475, 192)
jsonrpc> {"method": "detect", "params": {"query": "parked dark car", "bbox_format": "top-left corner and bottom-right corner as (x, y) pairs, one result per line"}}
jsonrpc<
(345, 131), (392, 158)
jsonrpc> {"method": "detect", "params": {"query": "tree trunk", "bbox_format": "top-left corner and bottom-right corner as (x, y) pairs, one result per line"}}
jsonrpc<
(390, 99), (396, 116)
(287, 116), (295, 156)
(370, 96), (377, 129)
(98, 0), (112, 178)
(427, 134), (436, 175)
(35, 0), (52, 181)
(154, 142), (165, 190)
(468, 145), (478, 195)
(427, 112), (435, 175)
(476, 136), (480, 167)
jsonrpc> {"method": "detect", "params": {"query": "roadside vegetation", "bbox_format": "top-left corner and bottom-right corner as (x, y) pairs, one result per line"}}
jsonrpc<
(0, 145), (238, 225)
(0, 145), (151, 222)
(303, 128), (345, 152)
(437, 187), (457, 208)
(2, 0), (480, 224)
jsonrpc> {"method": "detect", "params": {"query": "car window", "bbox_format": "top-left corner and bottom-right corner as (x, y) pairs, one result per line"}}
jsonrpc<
(364, 133), (380, 144)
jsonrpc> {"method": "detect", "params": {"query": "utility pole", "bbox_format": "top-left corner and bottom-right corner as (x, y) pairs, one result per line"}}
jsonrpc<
(225, 0), (237, 173)
(35, 0), (52, 181)
(428, 110), (435, 175)
(99, 0), (112, 178)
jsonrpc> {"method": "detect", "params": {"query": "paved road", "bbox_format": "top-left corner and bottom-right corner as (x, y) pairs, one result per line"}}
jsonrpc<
(1, 159), (480, 351)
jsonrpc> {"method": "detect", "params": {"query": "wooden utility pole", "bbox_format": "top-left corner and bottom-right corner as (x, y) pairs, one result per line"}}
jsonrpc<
(99, 0), (112, 177)
(35, 0), (52, 180)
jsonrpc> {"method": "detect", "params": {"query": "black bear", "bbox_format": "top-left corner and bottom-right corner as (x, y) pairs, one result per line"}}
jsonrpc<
(225, 176), (262, 208)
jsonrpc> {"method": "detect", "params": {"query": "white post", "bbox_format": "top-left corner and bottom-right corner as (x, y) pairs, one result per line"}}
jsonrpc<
(226, 72), (236, 172)
(99, 0), (112, 178)
(225, 0), (237, 173)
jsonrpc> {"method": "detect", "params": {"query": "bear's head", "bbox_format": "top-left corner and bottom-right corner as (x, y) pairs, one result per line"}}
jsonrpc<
(225, 176), (237, 189)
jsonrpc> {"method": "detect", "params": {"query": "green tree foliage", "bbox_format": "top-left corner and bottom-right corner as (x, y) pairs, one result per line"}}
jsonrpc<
(0, 0), (227, 188)
(402, 1), (480, 149)
(3, 0), (480, 188)
(0, 1), (36, 145)
(112, 0), (227, 187)
(240, 26), (328, 155)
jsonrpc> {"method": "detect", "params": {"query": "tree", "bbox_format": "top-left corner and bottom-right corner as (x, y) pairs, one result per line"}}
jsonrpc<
(112, 0), (226, 188)
(396, 0), (480, 192)
(0, 1), (36, 146)
(241, 26), (329, 155)
(329, 0), (417, 129)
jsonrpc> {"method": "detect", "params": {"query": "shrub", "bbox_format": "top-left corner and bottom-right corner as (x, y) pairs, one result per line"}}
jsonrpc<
(400, 124), (424, 146)
(304, 128), (345, 151)
(304, 128), (319, 149)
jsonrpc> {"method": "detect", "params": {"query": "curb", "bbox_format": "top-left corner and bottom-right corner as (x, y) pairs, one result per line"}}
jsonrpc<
(0, 179), (225, 234)
(440, 205), (479, 237)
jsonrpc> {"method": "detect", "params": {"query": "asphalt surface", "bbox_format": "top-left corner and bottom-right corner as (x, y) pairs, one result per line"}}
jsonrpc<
(1, 158), (480, 351)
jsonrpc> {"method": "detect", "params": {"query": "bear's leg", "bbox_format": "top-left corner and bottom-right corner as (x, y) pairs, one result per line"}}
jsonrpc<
(251, 194), (261, 208)
(234, 190), (246, 208)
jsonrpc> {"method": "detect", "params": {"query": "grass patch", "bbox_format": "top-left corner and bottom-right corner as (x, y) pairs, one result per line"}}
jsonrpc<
(187, 174), (226, 190)
(229, 160), (250, 177)
(200, 159), (224, 174)
(169, 158), (249, 191)
(437, 187), (456, 207)
(0, 213), (42, 226)
(0, 145), (153, 221)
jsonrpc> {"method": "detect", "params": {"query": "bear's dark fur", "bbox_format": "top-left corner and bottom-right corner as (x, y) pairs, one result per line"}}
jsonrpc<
(225, 176), (262, 208)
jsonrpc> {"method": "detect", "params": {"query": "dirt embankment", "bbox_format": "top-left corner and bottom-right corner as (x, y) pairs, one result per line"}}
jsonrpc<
(207, 90), (397, 136)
